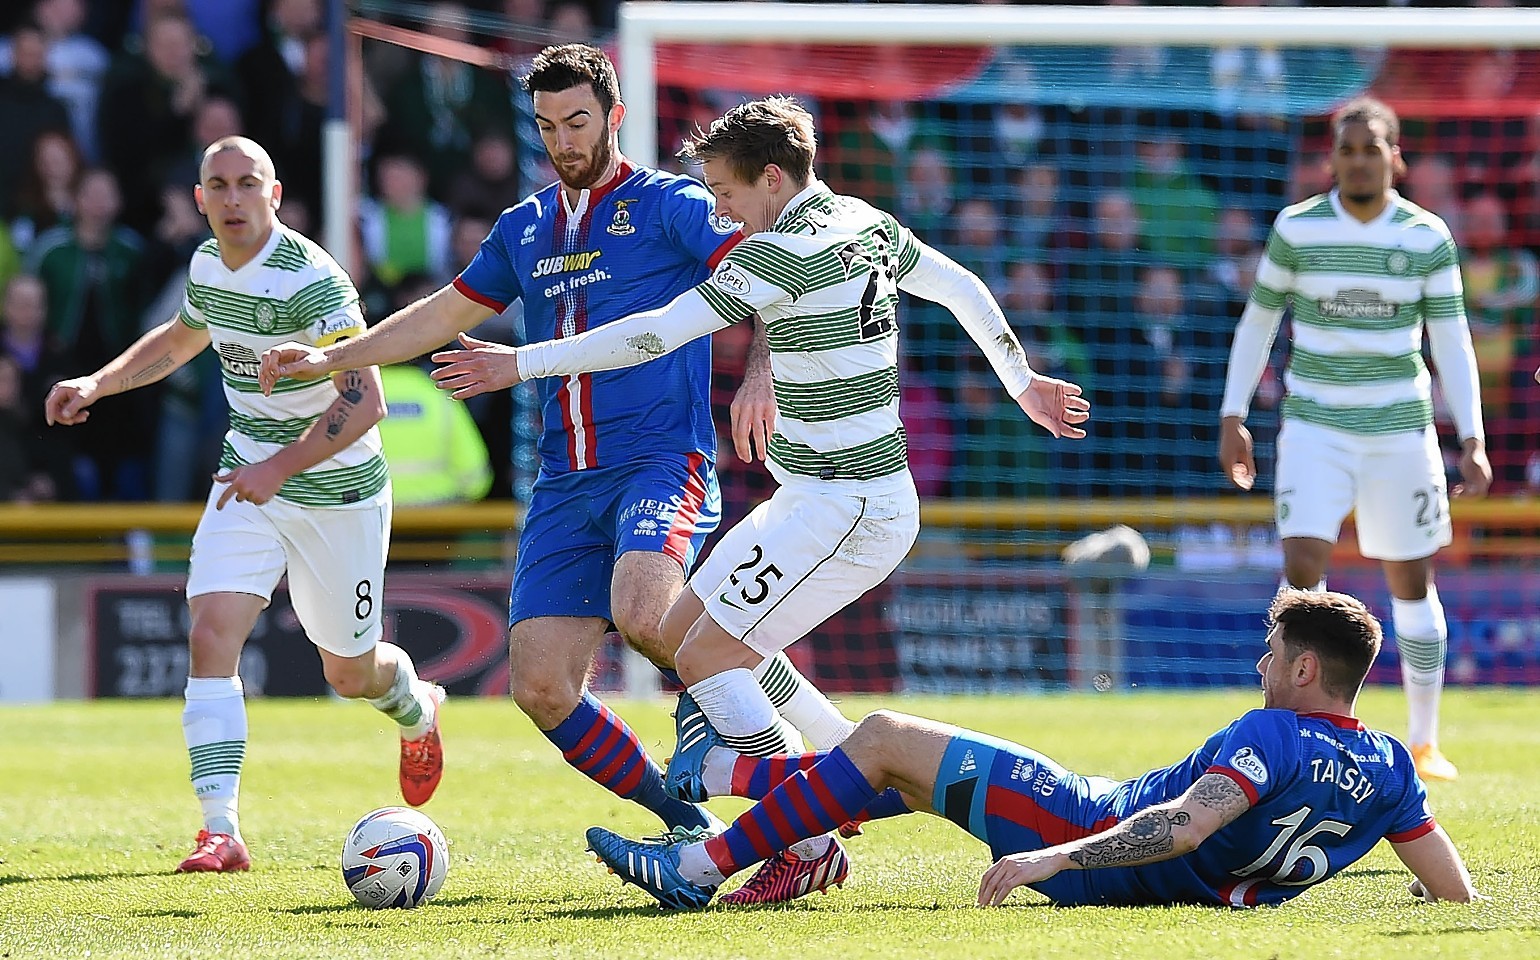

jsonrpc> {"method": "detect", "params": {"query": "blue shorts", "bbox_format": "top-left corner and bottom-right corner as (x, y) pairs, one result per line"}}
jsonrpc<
(932, 732), (1127, 905)
(508, 453), (721, 627)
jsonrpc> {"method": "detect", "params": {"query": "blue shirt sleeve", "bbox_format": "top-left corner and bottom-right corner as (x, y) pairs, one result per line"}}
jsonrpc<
(1204, 709), (1301, 805)
(1385, 742), (1437, 841)
(659, 176), (742, 268)
(454, 213), (522, 311)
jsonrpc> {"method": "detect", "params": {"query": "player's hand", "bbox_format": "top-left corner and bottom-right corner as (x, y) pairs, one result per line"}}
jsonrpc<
(260, 342), (334, 395)
(1218, 416), (1257, 491)
(1454, 439), (1492, 499)
(430, 332), (522, 400)
(729, 366), (776, 462)
(977, 850), (1067, 907)
(1014, 376), (1090, 440)
(44, 376), (102, 426)
(213, 460), (291, 509)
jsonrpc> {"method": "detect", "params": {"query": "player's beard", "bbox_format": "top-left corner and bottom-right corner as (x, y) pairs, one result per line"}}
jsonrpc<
(553, 134), (616, 191)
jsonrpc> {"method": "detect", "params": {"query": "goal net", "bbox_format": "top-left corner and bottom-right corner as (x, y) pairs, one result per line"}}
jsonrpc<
(612, 4), (1540, 695)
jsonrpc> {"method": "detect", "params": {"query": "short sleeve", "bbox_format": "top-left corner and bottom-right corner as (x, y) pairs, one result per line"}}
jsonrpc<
(660, 177), (742, 269)
(297, 272), (365, 347)
(886, 214), (923, 283)
(454, 215), (522, 312)
(695, 236), (795, 324)
(179, 276), (207, 330)
(1385, 745), (1437, 842)
(1203, 709), (1301, 805)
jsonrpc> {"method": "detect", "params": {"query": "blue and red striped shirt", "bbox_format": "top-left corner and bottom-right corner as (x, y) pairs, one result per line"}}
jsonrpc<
(455, 161), (740, 473)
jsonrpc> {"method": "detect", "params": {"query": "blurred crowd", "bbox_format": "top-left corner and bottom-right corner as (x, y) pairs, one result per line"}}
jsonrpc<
(0, 0), (1536, 510)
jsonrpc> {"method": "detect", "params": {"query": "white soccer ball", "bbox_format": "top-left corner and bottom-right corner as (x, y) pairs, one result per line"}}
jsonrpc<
(341, 807), (449, 909)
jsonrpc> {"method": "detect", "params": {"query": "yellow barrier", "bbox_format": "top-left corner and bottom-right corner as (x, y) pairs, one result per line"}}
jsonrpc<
(1, 497), (1536, 567)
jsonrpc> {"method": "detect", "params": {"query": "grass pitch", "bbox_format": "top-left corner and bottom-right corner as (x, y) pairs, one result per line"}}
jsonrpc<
(1, 690), (1535, 960)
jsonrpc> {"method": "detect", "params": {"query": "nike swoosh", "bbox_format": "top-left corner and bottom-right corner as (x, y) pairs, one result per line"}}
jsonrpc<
(353, 626), (371, 638)
(717, 592), (744, 611)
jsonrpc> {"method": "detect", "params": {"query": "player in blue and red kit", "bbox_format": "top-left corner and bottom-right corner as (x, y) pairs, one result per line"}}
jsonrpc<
(261, 45), (851, 841)
(588, 591), (1482, 910)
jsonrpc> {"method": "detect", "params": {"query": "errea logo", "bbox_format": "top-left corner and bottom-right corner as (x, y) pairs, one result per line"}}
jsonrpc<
(521, 223), (537, 245)
(532, 250), (603, 278)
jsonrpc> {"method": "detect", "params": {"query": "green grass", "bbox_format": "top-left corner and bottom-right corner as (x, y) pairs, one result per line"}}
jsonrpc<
(1, 690), (1536, 959)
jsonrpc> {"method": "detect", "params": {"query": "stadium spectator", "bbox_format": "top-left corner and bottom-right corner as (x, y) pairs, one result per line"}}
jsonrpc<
(897, 145), (955, 244)
(1005, 162), (1072, 263)
(950, 353), (1048, 499)
(900, 359), (953, 500)
(446, 131), (522, 221)
(162, 95), (244, 199)
(1067, 190), (1146, 369)
(1200, 206), (1266, 317)
(375, 2), (516, 200)
(991, 101), (1044, 170)
(0, 20), (71, 217)
(0, 353), (59, 501)
(97, 10), (238, 233)
(1130, 133), (1218, 267)
(378, 357), (494, 507)
(237, 0), (320, 182)
(360, 153), (454, 288)
(9, 128), (81, 250)
(823, 100), (926, 214)
(0, 0), (110, 161)
(0, 273), (74, 497)
(1457, 192), (1538, 421)
(1403, 153), (1465, 239)
(26, 167), (150, 499)
(137, 0), (264, 65)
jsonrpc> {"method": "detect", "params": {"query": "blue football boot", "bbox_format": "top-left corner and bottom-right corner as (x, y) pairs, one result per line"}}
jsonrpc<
(663, 692), (725, 803)
(586, 826), (717, 910)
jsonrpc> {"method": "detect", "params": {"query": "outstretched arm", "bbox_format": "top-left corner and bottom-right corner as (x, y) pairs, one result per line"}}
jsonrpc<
(898, 241), (1089, 439)
(45, 316), (210, 426)
(429, 288), (731, 400)
(977, 772), (1251, 906)
(260, 284), (494, 393)
(1391, 826), (1482, 903)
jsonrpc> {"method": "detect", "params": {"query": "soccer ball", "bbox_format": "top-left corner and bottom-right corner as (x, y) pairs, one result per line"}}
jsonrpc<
(341, 807), (449, 909)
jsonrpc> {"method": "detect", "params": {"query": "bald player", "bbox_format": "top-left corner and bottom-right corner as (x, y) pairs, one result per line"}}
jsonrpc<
(45, 137), (446, 873)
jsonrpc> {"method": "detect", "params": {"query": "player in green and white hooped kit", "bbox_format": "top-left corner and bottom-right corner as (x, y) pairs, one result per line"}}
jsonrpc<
(45, 137), (445, 873)
(1217, 97), (1492, 783)
(429, 97), (1090, 903)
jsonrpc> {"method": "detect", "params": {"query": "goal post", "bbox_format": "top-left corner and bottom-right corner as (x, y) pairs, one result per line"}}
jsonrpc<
(617, 3), (1540, 168)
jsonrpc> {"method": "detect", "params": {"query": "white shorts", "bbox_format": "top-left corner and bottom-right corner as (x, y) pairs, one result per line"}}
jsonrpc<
(1275, 419), (1450, 562)
(186, 483), (393, 657)
(694, 479), (920, 659)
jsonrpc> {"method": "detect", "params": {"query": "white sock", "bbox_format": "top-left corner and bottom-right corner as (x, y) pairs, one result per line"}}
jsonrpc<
(689, 669), (832, 860)
(754, 654), (856, 749)
(688, 668), (786, 756)
(678, 840), (727, 885)
(699, 745), (739, 798)
(183, 676), (246, 839)
(366, 650), (437, 740)
(1392, 588), (1447, 748)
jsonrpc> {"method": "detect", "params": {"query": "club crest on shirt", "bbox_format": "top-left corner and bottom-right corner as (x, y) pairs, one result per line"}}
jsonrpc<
(254, 301), (277, 333)
(710, 213), (738, 235)
(1385, 250), (1410, 275)
(712, 262), (751, 298)
(607, 199), (637, 236)
(1230, 747), (1269, 785)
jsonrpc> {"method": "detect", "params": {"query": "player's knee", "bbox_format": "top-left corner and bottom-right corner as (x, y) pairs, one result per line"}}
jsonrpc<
(1282, 549), (1327, 589)
(509, 666), (583, 727)
(186, 620), (243, 672)
(611, 602), (666, 660)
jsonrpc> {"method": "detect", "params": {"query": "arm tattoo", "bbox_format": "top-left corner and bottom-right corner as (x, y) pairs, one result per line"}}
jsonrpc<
(126, 355), (175, 388)
(1188, 773), (1252, 825)
(339, 370), (365, 405)
(325, 371), (367, 440)
(1067, 809), (1192, 869)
